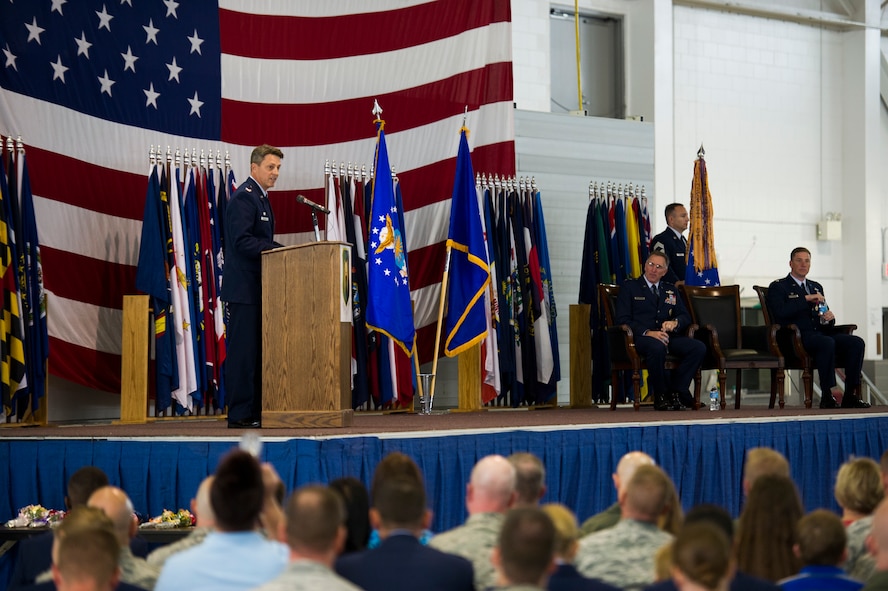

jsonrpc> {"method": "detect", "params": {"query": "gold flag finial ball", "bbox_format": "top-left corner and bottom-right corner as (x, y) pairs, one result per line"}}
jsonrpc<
(697, 144), (705, 159)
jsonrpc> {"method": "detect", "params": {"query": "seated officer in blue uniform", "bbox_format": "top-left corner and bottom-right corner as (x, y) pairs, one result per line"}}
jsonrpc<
(766, 247), (869, 409)
(615, 252), (705, 411)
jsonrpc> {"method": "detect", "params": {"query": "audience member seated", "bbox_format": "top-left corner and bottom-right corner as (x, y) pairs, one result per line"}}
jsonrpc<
(329, 477), (371, 554)
(736, 474), (804, 582)
(366, 452), (433, 548)
(491, 507), (558, 591)
(10, 466), (113, 591)
(336, 476), (474, 591)
(743, 448), (790, 497)
(779, 510), (863, 591)
(670, 522), (733, 591)
(510, 452), (547, 507)
(836, 458), (884, 582)
(79, 487), (159, 590)
(659, 476), (684, 536)
(51, 527), (121, 591)
(580, 452), (655, 536)
(254, 485), (361, 591)
(259, 463), (286, 539)
(575, 465), (675, 590)
(146, 476), (215, 569)
(863, 499), (888, 591)
(542, 503), (619, 591)
(154, 450), (287, 591)
(429, 454), (518, 591)
(644, 504), (780, 591)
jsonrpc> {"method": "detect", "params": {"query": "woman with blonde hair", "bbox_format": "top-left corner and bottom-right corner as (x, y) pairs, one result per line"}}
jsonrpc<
(541, 503), (619, 591)
(835, 456), (884, 581)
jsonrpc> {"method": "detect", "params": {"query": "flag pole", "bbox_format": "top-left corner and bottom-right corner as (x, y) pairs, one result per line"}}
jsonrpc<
(429, 246), (452, 404)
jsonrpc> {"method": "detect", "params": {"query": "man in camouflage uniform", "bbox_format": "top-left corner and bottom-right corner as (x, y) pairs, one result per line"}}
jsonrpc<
(429, 454), (517, 591)
(580, 451), (655, 536)
(147, 476), (215, 569)
(575, 465), (675, 590)
(862, 499), (888, 591)
(490, 507), (557, 591)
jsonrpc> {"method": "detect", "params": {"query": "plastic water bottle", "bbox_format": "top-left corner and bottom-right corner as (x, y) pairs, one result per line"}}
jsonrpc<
(818, 301), (829, 325)
(709, 387), (720, 411)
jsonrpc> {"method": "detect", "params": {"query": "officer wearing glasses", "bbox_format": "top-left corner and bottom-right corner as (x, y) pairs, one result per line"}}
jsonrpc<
(615, 252), (706, 411)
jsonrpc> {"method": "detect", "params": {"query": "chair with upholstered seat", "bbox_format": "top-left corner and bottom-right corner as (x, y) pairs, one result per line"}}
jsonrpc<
(752, 284), (858, 409)
(679, 284), (785, 409)
(598, 283), (701, 410)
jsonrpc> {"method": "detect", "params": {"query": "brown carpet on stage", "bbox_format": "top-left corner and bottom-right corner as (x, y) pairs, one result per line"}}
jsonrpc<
(1, 404), (885, 439)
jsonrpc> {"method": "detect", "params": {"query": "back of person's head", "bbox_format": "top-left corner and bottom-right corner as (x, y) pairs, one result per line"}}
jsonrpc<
(469, 455), (517, 512)
(211, 449), (264, 532)
(53, 506), (116, 557)
(736, 474), (803, 581)
(684, 504), (734, 542)
(67, 466), (109, 509)
(743, 448), (789, 494)
(869, 498), (888, 565)
(52, 527), (120, 591)
(329, 477), (371, 553)
(795, 510), (846, 566)
(86, 486), (136, 545)
(658, 475), (684, 535)
(541, 503), (579, 560)
(835, 457), (885, 516)
(672, 522), (733, 591)
(623, 464), (672, 523)
(615, 451), (655, 493)
(496, 507), (556, 586)
(373, 476), (427, 530)
(370, 452), (424, 502)
(285, 485), (346, 555)
(508, 452), (546, 506)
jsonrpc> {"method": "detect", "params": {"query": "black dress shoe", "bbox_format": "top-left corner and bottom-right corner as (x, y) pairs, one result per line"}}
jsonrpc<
(670, 393), (687, 411)
(676, 391), (696, 410)
(228, 419), (261, 429)
(819, 395), (838, 409)
(653, 394), (671, 411)
(840, 396), (871, 409)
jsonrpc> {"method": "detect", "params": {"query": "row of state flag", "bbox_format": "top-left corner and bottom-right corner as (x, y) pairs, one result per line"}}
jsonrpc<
(135, 150), (231, 414)
(0, 137), (48, 422)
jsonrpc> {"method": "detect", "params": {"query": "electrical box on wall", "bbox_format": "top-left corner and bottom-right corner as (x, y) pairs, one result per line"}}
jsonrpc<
(817, 220), (841, 241)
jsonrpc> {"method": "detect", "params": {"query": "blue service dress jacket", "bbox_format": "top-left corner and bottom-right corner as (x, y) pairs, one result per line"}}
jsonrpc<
(615, 276), (691, 336)
(766, 274), (831, 332)
(650, 228), (687, 284)
(221, 176), (282, 305)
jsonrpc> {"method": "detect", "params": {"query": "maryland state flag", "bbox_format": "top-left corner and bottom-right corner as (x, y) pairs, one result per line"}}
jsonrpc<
(366, 124), (415, 355)
(685, 148), (721, 286)
(444, 128), (490, 357)
(0, 152), (27, 416)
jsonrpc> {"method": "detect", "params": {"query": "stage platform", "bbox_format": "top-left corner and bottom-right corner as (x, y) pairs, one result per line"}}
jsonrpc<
(2, 404), (887, 588)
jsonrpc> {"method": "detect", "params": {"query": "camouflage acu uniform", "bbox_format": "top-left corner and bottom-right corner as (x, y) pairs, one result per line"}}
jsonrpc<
(254, 559), (363, 591)
(574, 518), (672, 590)
(36, 547), (159, 589)
(579, 503), (621, 536)
(845, 516), (876, 582)
(429, 512), (504, 591)
(147, 527), (210, 568)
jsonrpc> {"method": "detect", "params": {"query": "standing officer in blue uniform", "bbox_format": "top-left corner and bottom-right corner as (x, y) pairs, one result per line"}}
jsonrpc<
(651, 203), (688, 285)
(766, 247), (869, 409)
(222, 144), (285, 428)
(616, 251), (705, 411)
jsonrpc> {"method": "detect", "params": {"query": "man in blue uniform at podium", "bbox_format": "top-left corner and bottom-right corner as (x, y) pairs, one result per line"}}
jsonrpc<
(222, 144), (284, 429)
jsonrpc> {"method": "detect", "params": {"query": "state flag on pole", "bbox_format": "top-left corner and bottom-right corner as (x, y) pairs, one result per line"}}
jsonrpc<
(366, 126), (415, 356)
(444, 129), (490, 357)
(685, 152), (721, 287)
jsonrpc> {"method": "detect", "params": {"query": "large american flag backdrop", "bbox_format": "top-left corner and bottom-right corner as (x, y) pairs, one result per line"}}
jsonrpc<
(0, 1), (515, 394)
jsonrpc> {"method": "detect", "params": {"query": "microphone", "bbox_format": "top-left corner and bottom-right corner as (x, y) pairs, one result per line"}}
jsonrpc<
(296, 194), (330, 215)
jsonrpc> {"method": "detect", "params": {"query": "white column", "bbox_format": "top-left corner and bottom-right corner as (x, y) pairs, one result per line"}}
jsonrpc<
(841, 0), (881, 359)
(652, 0), (674, 216)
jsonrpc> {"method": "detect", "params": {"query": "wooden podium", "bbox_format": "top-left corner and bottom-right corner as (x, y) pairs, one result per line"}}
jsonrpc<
(261, 242), (354, 428)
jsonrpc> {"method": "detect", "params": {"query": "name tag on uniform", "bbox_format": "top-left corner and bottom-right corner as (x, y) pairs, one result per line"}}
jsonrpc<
(260, 215), (270, 222)
(634, 296), (646, 301)
(788, 293), (799, 299)
(675, 252), (684, 257)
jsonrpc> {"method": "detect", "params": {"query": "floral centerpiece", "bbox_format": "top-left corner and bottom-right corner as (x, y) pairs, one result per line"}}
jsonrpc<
(141, 508), (194, 528)
(5, 505), (65, 528)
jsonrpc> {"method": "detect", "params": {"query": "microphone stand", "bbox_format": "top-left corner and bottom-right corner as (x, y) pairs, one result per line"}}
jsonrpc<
(311, 211), (321, 242)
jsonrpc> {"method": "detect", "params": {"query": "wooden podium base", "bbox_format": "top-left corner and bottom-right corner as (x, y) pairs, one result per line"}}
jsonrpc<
(261, 409), (354, 429)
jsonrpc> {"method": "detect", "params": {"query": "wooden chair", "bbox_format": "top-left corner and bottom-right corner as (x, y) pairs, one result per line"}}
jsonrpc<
(753, 284), (858, 409)
(598, 284), (701, 411)
(679, 284), (785, 409)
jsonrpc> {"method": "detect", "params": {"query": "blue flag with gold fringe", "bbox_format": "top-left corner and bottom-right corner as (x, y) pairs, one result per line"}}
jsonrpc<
(444, 129), (490, 357)
(366, 126), (415, 355)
